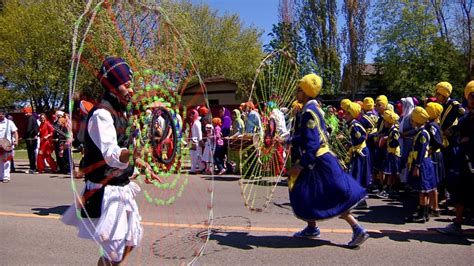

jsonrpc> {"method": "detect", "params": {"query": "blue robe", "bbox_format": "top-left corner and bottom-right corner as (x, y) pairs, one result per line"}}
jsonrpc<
(373, 116), (388, 171)
(426, 121), (444, 185)
(384, 124), (401, 176)
(289, 100), (366, 221)
(407, 127), (436, 193)
(440, 98), (465, 186)
(348, 119), (372, 188)
(360, 110), (379, 168)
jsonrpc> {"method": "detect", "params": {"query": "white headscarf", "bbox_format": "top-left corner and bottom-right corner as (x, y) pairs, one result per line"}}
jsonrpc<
(400, 97), (415, 134)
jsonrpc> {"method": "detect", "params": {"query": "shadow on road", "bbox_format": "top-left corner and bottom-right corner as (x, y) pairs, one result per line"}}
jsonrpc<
(202, 175), (241, 182)
(32, 205), (69, 216)
(353, 194), (420, 225)
(209, 231), (352, 250)
(369, 229), (474, 245)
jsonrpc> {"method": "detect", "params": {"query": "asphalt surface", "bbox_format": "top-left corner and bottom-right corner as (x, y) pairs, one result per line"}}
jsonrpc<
(1, 161), (473, 265)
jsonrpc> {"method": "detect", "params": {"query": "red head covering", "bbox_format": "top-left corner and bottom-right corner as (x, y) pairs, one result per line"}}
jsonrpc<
(23, 106), (33, 114)
(79, 100), (94, 116)
(245, 101), (255, 110)
(198, 106), (209, 116)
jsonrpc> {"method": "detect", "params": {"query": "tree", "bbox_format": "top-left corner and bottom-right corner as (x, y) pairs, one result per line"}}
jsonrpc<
(430, 0), (450, 42)
(457, 0), (473, 80)
(159, 0), (264, 98)
(298, 0), (341, 95)
(265, 0), (312, 75)
(373, 0), (466, 99)
(0, 0), (83, 112)
(341, 0), (370, 99)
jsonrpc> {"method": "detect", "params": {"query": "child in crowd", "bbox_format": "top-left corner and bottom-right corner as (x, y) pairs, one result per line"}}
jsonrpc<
(382, 109), (401, 197)
(212, 117), (226, 175)
(373, 95), (389, 198)
(345, 102), (372, 186)
(344, 102), (371, 208)
(202, 123), (215, 175)
(425, 102), (444, 217)
(405, 107), (436, 223)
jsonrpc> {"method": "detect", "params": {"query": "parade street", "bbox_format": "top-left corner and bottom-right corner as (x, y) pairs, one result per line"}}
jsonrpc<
(1, 161), (473, 265)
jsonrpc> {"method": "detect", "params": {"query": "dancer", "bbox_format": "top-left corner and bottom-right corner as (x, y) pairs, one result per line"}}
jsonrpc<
(288, 73), (369, 247)
(62, 57), (143, 265)
(344, 102), (372, 192)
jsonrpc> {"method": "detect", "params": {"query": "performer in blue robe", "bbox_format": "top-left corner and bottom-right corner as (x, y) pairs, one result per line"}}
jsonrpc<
(345, 102), (372, 189)
(360, 97), (378, 175)
(438, 81), (474, 235)
(435, 82), (465, 202)
(288, 73), (369, 247)
(406, 107), (436, 223)
(382, 110), (401, 197)
(425, 102), (444, 217)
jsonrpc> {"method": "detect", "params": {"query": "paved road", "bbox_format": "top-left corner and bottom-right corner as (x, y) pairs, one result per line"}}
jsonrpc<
(1, 161), (473, 265)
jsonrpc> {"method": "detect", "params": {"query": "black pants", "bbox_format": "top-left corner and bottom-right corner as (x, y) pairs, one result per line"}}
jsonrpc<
(25, 139), (37, 171)
(55, 141), (71, 173)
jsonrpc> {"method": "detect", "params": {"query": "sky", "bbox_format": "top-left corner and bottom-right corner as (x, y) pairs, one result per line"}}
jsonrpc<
(190, 0), (279, 46)
(189, 0), (375, 63)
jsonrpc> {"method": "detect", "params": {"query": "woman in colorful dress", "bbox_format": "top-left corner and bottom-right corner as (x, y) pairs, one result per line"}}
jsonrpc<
(37, 113), (58, 173)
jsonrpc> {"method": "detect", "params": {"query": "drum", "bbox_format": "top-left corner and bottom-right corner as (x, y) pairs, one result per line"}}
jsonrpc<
(0, 138), (12, 152)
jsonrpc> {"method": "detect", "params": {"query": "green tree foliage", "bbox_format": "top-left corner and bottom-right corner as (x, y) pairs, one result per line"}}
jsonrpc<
(0, 0), (83, 112)
(373, 0), (466, 100)
(0, 0), (264, 110)
(298, 0), (341, 95)
(160, 0), (264, 98)
(265, 0), (312, 76)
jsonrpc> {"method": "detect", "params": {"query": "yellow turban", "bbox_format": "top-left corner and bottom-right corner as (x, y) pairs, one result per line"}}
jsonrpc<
(465, 80), (474, 100)
(363, 97), (374, 111)
(347, 102), (362, 118)
(340, 99), (351, 111)
(425, 102), (443, 120)
(299, 73), (323, 98)
(383, 109), (399, 125)
(435, 81), (453, 97)
(376, 95), (388, 108)
(291, 100), (303, 111)
(411, 106), (430, 125)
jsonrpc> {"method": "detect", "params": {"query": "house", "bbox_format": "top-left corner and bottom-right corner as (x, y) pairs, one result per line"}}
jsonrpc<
(340, 63), (386, 101)
(180, 76), (244, 115)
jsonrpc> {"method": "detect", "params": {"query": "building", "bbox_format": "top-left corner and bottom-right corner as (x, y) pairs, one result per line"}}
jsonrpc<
(180, 76), (244, 115)
(340, 63), (386, 101)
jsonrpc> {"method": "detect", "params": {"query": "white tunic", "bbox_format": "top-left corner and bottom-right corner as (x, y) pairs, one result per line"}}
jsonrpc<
(62, 107), (143, 254)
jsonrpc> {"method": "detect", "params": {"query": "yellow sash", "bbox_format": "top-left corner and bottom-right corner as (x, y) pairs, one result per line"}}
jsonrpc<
(407, 130), (430, 170)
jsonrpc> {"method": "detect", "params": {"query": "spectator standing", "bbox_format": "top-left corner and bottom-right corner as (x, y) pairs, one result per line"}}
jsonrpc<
(6, 114), (16, 172)
(37, 113), (58, 173)
(23, 107), (39, 174)
(0, 109), (18, 183)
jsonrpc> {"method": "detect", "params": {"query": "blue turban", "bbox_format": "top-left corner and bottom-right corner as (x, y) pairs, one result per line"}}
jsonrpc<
(97, 57), (132, 90)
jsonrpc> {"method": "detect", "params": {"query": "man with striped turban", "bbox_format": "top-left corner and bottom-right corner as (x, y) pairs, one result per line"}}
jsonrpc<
(62, 57), (143, 265)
